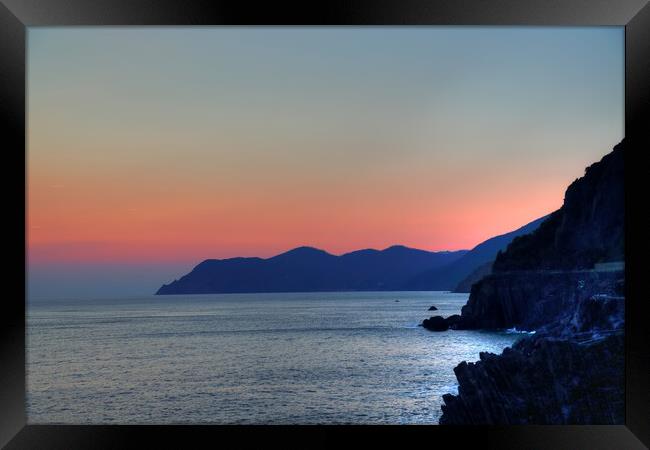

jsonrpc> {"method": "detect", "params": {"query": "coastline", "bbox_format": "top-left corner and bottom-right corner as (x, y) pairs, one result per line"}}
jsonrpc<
(431, 140), (625, 424)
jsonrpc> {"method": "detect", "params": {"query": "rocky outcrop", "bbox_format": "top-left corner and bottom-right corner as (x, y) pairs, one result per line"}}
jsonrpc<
(440, 290), (625, 424)
(427, 305), (438, 311)
(421, 316), (449, 331)
(421, 314), (466, 331)
(439, 140), (625, 425)
(440, 330), (624, 424)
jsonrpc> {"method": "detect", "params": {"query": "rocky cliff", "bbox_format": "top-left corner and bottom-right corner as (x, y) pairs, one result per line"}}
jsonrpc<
(458, 269), (623, 330)
(492, 140), (624, 272)
(454, 140), (624, 331)
(438, 140), (625, 424)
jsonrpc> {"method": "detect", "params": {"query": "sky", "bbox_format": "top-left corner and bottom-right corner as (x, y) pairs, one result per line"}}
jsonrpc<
(27, 27), (623, 299)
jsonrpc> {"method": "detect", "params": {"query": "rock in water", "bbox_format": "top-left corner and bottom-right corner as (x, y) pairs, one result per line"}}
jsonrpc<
(421, 316), (449, 331)
(422, 314), (469, 331)
(428, 306), (438, 311)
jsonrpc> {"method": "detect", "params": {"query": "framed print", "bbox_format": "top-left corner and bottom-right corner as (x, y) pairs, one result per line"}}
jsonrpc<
(1, 0), (649, 448)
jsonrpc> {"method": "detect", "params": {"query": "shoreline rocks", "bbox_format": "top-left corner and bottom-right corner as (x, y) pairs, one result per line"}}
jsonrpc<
(440, 330), (624, 424)
(439, 285), (625, 424)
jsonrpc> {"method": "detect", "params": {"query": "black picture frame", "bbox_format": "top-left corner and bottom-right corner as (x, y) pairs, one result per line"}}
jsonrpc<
(2, 0), (648, 448)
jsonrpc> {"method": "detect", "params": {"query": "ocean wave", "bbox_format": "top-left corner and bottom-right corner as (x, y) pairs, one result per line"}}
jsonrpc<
(504, 327), (536, 335)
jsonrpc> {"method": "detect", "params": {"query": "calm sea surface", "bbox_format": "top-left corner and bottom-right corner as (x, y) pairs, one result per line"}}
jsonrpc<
(27, 291), (520, 424)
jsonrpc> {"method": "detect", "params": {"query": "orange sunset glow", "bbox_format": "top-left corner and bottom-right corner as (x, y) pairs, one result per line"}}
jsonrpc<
(27, 27), (623, 297)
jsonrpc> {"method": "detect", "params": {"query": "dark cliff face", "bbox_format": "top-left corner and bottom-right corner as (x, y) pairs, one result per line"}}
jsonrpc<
(459, 270), (623, 330)
(439, 140), (625, 425)
(458, 140), (625, 331)
(492, 140), (624, 272)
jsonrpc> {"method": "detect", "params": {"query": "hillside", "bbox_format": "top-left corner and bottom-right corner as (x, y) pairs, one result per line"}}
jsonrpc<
(404, 215), (548, 291)
(156, 245), (467, 295)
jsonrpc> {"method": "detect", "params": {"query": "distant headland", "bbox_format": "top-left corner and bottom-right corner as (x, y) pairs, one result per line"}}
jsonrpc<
(156, 215), (546, 296)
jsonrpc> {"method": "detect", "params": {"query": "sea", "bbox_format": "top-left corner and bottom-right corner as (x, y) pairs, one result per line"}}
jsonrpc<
(26, 291), (521, 424)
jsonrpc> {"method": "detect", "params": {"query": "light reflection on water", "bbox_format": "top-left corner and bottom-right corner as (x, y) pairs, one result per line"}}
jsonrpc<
(27, 291), (519, 424)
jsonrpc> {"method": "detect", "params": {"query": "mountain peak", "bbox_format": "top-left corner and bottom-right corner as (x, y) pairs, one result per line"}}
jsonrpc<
(383, 244), (419, 253)
(384, 244), (409, 251)
(271, 246), (333, 259)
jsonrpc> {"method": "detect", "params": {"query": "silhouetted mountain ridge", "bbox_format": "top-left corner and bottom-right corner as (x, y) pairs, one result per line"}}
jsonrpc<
(156, 213), (552, 295)
(156, 245), (468, 295)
